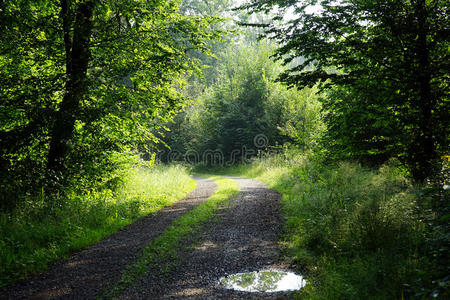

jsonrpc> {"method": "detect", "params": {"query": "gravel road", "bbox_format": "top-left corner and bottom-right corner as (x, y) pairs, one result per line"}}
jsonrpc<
(1, 178), (216, 300)
(120, 177), (292, 299)
(2, 176), (293, 300)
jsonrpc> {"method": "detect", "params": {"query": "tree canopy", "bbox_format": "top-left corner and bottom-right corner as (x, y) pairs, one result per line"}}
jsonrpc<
(241, 0), (449, 182)
(0, 0), (220, 204)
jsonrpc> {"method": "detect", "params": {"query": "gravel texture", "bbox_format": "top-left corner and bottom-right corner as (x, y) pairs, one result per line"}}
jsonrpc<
(0, 177), (216, 300)
(121, 176), (293, 300)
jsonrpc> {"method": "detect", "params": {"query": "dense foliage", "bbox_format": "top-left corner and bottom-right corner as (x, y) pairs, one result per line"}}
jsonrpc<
(161, 40), (324, 165)
(0, 0), (219, 207)
(241, 0), (449, 182)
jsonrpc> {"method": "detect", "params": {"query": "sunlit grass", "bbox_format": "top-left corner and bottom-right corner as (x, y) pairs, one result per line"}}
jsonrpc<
(0, 164), (196, 288)
(223, 150), (438, 299)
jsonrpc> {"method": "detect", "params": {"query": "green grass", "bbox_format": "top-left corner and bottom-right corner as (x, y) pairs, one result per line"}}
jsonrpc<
(0, 164), (196, 288)
(104, 175), (239, 298)
(220, 149), (447, 299)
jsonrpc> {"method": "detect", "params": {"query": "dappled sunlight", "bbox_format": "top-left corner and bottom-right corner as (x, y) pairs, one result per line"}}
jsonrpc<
(64, 258), (92, 269)
(195, 241), (219, 251)
(175, 287), (207, 296)
(1, 0), (446, 298)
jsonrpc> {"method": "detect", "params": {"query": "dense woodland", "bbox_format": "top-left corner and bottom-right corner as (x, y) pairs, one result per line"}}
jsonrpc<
(0, 0), (449, 298)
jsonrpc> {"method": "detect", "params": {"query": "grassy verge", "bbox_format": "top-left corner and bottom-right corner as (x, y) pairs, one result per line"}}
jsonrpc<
(222, 149), (449, 299)
(104, 175), (239, 298)
(0, 164), (196, 288)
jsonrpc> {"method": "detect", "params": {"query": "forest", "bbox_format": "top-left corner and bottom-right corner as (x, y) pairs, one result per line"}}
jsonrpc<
(0, 0), (449, 298)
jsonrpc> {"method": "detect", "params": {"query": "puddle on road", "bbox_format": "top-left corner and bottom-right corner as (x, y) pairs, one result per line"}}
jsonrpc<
(219, 270), (307, 293)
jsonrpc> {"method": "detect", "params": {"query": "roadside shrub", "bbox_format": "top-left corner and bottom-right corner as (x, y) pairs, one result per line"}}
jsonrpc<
(228, 149), (446, 298)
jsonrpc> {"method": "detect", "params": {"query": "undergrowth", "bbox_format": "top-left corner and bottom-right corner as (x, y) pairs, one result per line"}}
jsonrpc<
(0, 163), (196, 288)
(224, 149), (449, 299)
(104, 175), (239, 298)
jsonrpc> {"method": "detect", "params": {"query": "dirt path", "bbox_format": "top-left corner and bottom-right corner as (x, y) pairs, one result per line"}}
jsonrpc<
(120, 177), (291, 299)
(1, 178), (217, 300)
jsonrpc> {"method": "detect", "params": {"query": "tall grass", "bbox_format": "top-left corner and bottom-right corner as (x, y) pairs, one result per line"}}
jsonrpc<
(0, 163), (196, 288)
(226, 149), (448, 299)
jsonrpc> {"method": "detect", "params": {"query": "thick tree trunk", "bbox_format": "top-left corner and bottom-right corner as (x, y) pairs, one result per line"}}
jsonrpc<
(412, 0), (437, 183)
(47, 1), (94, 171)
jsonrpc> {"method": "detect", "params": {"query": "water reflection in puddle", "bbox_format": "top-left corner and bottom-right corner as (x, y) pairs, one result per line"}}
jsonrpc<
(219, 270), (307, 292)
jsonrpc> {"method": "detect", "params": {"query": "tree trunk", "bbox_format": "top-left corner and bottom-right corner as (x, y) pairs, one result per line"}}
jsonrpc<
(47, 1), (94, 171)
(412, 0), (437, 183)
